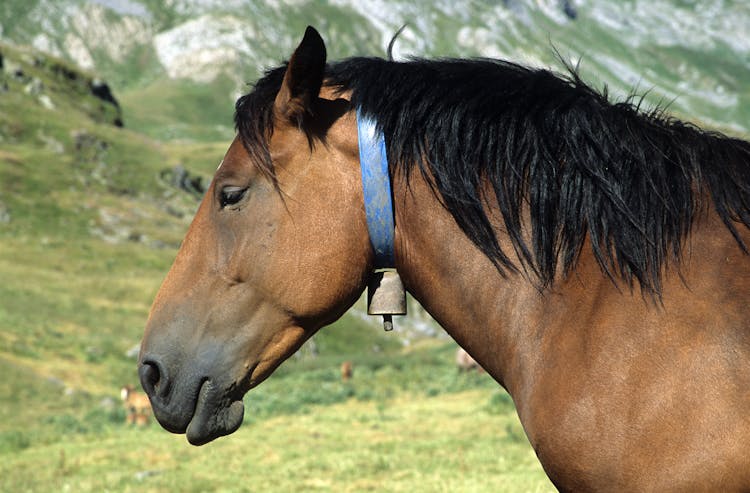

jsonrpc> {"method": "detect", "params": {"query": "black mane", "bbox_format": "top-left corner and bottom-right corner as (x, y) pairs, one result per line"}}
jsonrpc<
(235, 57), (750, 295)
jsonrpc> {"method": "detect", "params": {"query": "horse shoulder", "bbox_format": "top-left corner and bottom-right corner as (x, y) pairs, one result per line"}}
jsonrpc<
(518, 219), (750, 490)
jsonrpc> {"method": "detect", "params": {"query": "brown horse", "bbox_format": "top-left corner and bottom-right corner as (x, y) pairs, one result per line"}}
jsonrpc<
(139, 27), (750, 490)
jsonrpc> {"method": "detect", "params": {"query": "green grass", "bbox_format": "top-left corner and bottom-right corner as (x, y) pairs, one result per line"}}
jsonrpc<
(119, 76), (236, 142)
(0, 390), (553, 493)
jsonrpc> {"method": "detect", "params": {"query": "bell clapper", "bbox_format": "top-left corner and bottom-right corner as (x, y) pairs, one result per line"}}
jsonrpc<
(367, 270), (406, 331)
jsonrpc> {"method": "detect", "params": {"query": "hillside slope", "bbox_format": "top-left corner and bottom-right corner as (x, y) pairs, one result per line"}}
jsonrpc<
(2, 0), (748, 139)
(0, 40), (197, 414)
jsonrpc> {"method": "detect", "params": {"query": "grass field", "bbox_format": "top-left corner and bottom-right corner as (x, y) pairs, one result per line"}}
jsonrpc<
(0, 389), (553, 493)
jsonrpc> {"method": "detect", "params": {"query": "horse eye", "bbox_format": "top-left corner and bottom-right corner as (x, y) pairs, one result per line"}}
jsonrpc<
(219, 186), (248, 208)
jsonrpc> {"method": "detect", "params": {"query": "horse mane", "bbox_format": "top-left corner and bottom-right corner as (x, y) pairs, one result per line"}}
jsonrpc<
(235, 57), (750, 295)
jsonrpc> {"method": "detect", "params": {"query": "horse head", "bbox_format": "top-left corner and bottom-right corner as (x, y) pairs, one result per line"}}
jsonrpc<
(139, 27), (372, 445)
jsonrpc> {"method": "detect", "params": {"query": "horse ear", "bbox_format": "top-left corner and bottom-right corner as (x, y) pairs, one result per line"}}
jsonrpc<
(274, 26), (327, 124)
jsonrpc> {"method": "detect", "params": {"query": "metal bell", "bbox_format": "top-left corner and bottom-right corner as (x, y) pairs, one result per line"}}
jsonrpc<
(367, 270), (407, 331)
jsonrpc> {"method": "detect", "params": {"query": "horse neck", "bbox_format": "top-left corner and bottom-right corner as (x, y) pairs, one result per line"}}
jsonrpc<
(392, 168), (551, 395)
(392, 163), (750, 404)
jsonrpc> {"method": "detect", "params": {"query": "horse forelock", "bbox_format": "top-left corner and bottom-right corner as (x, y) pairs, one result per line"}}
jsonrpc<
(234, 65), (287, 187)
(235, 56), (750, 296)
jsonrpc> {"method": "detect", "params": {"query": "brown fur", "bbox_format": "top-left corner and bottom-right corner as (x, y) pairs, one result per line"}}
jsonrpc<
(120, 384), (151, 426)
(341, 361), (353, 382)
(139, 27), (750, 489)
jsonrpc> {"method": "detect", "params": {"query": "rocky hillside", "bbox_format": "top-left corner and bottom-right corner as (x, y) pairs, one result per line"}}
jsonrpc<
(2, 0), (749, 140)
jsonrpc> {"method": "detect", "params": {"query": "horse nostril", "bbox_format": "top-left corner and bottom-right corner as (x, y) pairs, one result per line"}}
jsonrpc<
(139, 359), (169, 398)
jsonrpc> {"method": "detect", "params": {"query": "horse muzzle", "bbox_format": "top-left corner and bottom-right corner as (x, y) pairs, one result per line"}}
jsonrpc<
(138, 354), (246, 445)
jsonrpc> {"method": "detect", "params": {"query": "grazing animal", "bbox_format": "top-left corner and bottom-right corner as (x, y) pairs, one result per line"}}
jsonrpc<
(340, 361), (353, 382)
(139, 27), (750, 490)
(455, 347), (484, 373)
(120, 384), (151, 426)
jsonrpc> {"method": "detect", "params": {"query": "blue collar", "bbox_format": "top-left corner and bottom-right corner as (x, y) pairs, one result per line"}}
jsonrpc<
(356, 110), (395, 268)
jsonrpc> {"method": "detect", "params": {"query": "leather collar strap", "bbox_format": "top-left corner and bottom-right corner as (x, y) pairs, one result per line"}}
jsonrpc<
(356, 110), (395, 268)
